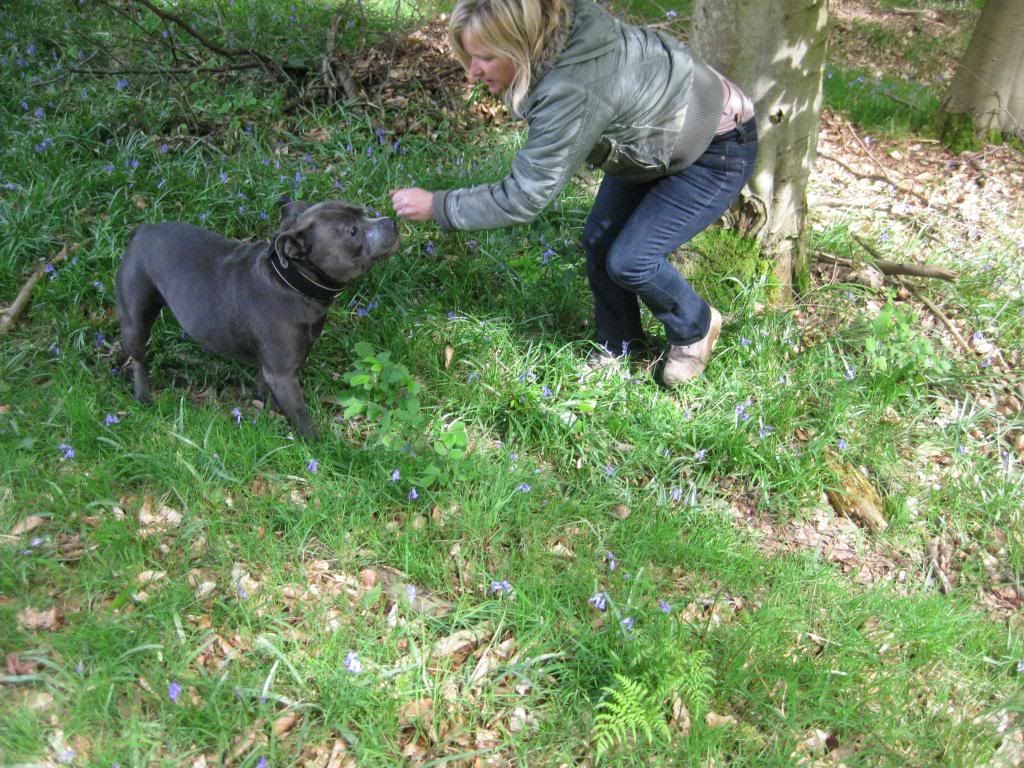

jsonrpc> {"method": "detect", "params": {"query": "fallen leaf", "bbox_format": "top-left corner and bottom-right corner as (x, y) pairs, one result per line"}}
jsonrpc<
(273, 710), (301, 737)
(7, 652), (42, 675)
(17, 605), (63, 631)
(705, 712), (737, 728)
(398, 698), (434, 725)
(11, 515), (47, 536)
(431, 622), (494, 664)
(138, 496), (183, 538)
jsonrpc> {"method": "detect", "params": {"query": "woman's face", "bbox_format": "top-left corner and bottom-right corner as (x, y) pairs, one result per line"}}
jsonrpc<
(460, 31), (516, 95)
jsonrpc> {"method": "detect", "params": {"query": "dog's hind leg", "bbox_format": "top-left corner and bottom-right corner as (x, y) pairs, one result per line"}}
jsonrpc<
(115, 276), (164, 403)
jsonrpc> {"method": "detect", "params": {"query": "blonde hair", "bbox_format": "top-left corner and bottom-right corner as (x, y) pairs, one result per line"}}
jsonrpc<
(449, 0), (567, 117)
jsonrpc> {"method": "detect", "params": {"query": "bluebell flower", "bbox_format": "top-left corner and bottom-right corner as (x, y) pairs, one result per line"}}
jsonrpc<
(490, 580), (513, 595)
(307, 459), (319, 473)
(390, 469), (400, 482)
(740, 337), (752, 347)
(588, 591), (608, 611)
(467, 371), (480, 383)
(33, 107), (44, 119)
(541, 385), (552, 398)
(666, 9), (678, 18)
(104, 413), (120, 427)
(844, 363), (857, 381)
(219, 170), (229, 183)
(49, 342), (60, 356)
(59, 443), (74, 460)
(231, 407), (242, 425)
(167, 681), (182, 703)
(115, 78), (129, 92)
(605, 551), (616, 572)
(344, 651), (362, 674)
(670, 486), (682, 503)
(620, 616), (634, 631)
(44, 263), (57, 279)
(604, 465), (616, 476)
(658, 599), (671, 613)
(408, 487), (418, 501)
(516, 482), (531, 493)
(837, 438), (847, 451)
(758, 424), (775, 439)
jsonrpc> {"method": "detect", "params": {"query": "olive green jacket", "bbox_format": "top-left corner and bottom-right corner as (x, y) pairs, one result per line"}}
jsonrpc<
(432, 0), (724, 232)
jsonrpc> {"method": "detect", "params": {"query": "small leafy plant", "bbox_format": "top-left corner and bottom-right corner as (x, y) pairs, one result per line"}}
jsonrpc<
(338, 342), (425, 449)
(592, 648), (714, 761)
(864, 301), (952, 383)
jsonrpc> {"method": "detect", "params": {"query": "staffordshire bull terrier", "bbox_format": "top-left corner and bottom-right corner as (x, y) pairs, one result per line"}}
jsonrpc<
(115, 199), (399, 440)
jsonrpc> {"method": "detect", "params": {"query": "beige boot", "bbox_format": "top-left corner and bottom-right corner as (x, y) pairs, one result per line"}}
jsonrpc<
(662, 307), (722, 386)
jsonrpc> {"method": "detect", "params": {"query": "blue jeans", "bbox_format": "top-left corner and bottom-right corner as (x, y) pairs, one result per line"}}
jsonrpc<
(582, 118), (758, 350)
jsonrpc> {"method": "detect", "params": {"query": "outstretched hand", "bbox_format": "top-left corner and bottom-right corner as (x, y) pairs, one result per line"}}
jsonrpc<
(390, 187), (435, 222)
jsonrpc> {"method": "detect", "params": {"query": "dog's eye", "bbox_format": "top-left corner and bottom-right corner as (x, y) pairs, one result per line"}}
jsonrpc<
(347, 225), (360, 238)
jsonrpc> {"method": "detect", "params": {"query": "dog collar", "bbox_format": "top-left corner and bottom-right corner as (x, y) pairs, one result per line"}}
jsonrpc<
(268, 246), (344, 303)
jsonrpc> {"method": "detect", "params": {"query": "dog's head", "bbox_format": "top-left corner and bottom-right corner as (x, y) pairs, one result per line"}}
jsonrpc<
(274, 199), (399, 285)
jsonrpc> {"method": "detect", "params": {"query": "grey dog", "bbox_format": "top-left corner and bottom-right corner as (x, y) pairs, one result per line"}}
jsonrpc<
(115, 199), (399, 440)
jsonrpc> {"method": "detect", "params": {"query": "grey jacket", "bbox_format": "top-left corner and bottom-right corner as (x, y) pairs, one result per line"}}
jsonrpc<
(433, 0), (724, 232)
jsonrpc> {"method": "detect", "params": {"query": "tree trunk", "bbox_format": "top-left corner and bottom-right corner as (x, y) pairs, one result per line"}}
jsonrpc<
(691, 0), (830, 302)
(942, 0), (1024, 140)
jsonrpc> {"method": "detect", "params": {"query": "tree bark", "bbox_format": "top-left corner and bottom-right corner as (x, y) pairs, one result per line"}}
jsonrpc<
(942, 0), (1024, 139)
(691, 0), (830, 303)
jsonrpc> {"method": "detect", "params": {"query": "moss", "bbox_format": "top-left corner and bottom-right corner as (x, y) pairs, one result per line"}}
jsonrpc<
(939, 111), (984, 154)
(672, 227), (778, 309)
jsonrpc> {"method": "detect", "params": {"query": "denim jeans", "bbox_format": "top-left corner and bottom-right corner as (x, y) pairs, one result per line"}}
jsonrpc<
(582, 118), (758, 350)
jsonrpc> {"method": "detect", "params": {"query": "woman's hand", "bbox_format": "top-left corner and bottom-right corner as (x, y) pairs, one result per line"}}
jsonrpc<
(390, 187), (435, 222)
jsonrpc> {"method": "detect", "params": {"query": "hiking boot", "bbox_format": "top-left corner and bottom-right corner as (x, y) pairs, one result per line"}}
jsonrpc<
(662, 307), (722, 386)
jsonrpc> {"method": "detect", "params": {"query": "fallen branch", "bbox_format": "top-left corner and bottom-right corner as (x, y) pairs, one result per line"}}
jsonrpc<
(814, 246), (958, 283)
(898, 279), (973, 355)
(131, 0), (292, 84)
(0, 245), (74, 335)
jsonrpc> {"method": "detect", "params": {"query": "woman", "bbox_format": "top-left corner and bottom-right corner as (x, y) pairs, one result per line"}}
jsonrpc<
(390, 0), (757, 385)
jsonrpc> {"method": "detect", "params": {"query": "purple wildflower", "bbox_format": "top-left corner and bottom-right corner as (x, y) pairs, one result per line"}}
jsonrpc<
(44, 263), (57, 279)
(115, 78), (129, 92)
(256, 758), (268, 768)
(408, 487), (418, 501)
(605, 551), (617, 572)
(541, 385), (552, 398)
(104, 413), (120, 427)
(59, 443), (74, 460)
(390, 469), (401, 482)
(344, 651), (362, 674)
(694, 448), (707, 461)
(658, 599), (671, 613)
(588, 591), (608, 611)
(516, 482), (531, 493)
(670, 486), (682, 503)
(837, 438), (848, 451)
(620, 616), (635, 631)
(666, 9), (678, 19)
(307, 458), (319, 473)
(844, 364), (857, 381)
(168, 681), (182, 703)
(219, 170), (229, 183)
(490, 580), (513, 595)
(758, 424), (775, 439)
(231, 407), (242, 425)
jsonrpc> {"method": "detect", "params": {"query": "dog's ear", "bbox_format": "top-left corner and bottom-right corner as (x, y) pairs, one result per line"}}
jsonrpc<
(279, 200), (312, 231)
(274, 229), (309, 267)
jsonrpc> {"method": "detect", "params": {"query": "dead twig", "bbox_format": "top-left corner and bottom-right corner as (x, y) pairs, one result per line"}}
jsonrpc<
(900, 280), (974, 356)
(0, 246), (74, 335)
(131, 0), (293, 85)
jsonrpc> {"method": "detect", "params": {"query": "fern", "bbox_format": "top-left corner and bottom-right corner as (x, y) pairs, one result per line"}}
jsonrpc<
(592, 674), (671, 760)
(656, 648), (714, 716)
(591, 650), (715, 761)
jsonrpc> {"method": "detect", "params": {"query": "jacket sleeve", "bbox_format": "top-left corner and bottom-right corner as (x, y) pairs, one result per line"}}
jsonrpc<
(433, 86), (607, 232)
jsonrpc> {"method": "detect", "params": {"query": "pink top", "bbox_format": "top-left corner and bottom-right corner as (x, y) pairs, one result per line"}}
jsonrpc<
(715, 71), (755, 134)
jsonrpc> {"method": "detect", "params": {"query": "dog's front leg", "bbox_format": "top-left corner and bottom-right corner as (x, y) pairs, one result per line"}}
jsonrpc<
(260, 367), (318, 441)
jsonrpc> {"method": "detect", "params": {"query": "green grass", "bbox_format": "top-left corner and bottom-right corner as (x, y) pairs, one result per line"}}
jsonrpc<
(3, 0), (1024, 765)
